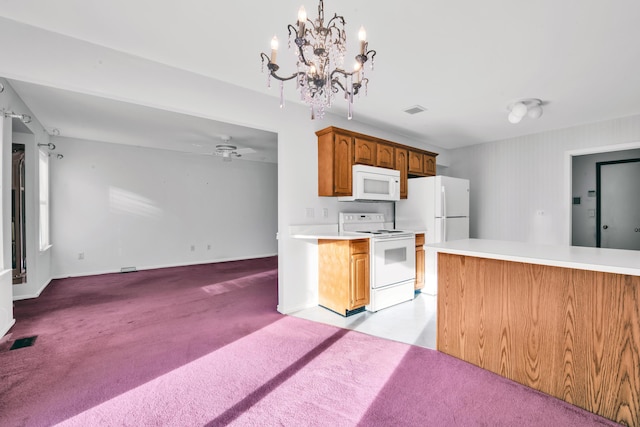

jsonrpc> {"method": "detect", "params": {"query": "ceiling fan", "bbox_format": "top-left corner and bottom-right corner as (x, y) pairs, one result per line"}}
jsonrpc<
(214, 136), (255, 161)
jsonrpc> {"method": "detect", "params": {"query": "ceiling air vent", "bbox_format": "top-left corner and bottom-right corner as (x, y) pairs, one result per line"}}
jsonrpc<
(403, 105), (427, 115)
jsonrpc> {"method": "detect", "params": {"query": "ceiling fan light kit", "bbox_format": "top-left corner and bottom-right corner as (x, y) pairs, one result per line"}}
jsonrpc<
(260, 0), (376, 120)
(215, 144), (241, 162)
(213, 136), (256, 162)
(507, 98), (543, 124)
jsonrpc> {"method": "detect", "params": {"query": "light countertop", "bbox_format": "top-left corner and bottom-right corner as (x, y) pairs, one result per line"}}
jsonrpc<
(289, 224), (371, 240)
(290, 224), (423, 241)
(428, 238), (640, 276)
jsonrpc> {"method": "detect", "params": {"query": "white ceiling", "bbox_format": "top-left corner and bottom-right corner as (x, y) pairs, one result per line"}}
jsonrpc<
(7, 80), (279, 163)
(2, 0), (640, 153)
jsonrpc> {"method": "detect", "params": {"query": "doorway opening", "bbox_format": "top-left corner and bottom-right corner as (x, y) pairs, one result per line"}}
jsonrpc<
(567, 143), (640, 249)
(12, 143), (27, 284)
(595, 158), (640, 249)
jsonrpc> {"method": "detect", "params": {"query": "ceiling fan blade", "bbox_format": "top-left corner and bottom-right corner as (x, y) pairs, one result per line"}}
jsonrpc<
(234, 147), (256, 155)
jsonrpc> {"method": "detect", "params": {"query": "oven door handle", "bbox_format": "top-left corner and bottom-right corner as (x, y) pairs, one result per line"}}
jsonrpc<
(373, 235), (415, 243)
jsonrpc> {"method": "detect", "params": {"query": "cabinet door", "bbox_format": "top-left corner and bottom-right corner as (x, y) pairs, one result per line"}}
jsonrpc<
(408, 151), (424, 175)
(333, 133), (353, 195)
(350, 252), (370, 308)
(376, 143), (395, 169)
(415, 248), (425, 290)
(395, 148), (408, 199)
(354, 138), (376, 166)
(424, 155), (436, 176)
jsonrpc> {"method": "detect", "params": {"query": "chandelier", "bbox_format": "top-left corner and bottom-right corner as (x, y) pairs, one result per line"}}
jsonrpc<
(260, 0), (376, 120)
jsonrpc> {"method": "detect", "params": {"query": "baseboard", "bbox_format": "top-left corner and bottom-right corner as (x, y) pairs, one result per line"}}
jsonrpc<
(52, 253), (278, 280)
(12, 278), (53, 301)
(278, 301), (317, 315)
(0, 318), (16, 338)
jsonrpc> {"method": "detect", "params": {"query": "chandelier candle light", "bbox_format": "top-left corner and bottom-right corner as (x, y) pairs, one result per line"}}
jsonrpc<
(260, 0), (376, 120)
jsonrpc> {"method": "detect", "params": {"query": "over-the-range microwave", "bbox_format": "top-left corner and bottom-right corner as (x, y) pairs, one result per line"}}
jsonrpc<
(338, 164), (400, 202)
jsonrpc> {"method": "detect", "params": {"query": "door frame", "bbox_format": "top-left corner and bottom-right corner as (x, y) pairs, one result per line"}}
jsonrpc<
(595, 158), (640, 247)
(564, 141), (640, 246)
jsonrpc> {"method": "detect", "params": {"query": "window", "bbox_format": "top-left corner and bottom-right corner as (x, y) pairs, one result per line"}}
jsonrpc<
(39, 148), (50, 250)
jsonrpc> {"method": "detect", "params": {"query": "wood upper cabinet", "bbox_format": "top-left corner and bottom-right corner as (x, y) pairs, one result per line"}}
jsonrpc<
(317, 129), (353, 196)
(317, 126), (438, 197)
(395, 148), (408, 199)
(424, 155), (436, 176)
(376, 143), (395, 169)
(355, 138), (394, 169)
(354, 137), (376, 166)
(409, 150), (437, 177)
(414, 233), (425, 290)
(408, 151), (425, 175)
(318, 239), (370, 316)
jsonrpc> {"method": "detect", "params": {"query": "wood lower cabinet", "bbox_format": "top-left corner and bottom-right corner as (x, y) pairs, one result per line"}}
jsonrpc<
(438, 253), (640, 426)
(414, 233), (425, 290)
(318, 239), (370, 316)
(395, 148), (408, 199)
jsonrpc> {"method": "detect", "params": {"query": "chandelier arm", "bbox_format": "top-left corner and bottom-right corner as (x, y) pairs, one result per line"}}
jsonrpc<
(331, 78), (346, 93)
(260, 52), (302, 82)
(287, 24), (300, 40)
(325, 14), (345, 30)
(271, 69), (303, 82)
(330, 77), (362, 97)
(330, 68), (352, 79)
(296, 45), (313, 68)
(306, 19), (321, 33)
(325, 25), (344, 43)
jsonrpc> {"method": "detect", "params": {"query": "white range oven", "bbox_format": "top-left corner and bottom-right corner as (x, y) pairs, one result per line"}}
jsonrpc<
(339, 213), (416, 312)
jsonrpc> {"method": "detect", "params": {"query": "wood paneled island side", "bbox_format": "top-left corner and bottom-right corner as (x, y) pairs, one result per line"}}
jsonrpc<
(431, 239), (640, 426)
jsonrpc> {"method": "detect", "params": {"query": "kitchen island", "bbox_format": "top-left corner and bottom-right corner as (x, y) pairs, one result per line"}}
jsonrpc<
(430, 239), (640, 426)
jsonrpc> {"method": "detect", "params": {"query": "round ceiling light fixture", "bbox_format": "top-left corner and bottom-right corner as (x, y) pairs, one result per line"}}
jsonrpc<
(507, 98), (543, 124)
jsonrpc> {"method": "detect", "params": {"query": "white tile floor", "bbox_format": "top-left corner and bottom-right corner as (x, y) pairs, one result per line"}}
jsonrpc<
(290, 292), (437, 349)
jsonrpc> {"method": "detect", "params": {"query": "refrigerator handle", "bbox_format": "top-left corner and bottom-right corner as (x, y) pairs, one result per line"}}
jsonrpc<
(442, 186), (447, 241)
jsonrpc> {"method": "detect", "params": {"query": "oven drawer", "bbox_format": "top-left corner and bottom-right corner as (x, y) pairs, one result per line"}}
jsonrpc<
(367, 280), (414, 312)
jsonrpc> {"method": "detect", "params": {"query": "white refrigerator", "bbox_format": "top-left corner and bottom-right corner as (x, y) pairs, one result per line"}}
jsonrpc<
(395, 175), (470, 294)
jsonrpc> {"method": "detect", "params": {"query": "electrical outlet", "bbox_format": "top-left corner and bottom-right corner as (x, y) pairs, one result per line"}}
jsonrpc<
(306, 208), (315, 218)
(78, 252), (84, 260)
(190, 245), (195, 252)
(207, 244), (211, 250)
(322, 208), (329, 218)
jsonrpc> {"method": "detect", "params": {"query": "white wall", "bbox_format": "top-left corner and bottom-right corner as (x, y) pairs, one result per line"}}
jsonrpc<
(447, 114), (640, 245)
(571, 149), (640, 247)
(0, 77), (53, 336)
(0, 19), (445, 316)
(50, 136), (278, 277)
(0, 103), (12, 336)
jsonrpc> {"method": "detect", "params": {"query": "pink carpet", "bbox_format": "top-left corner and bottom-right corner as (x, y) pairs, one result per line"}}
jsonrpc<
(0, 256), (619, 426)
